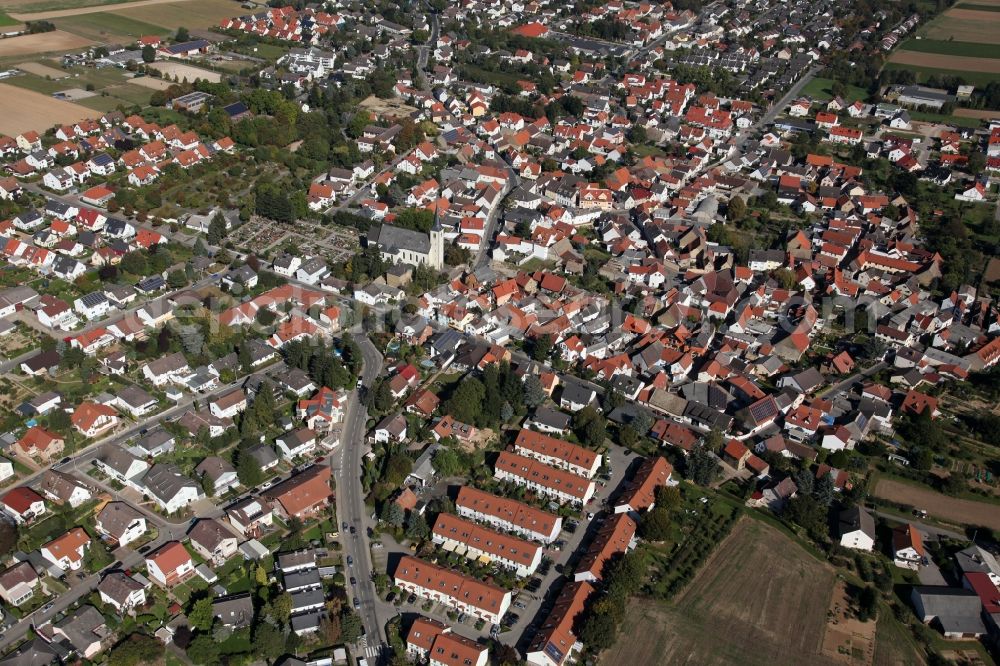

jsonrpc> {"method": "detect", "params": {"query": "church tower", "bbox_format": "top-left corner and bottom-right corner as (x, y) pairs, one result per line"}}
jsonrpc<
(428, 178), (445, 270)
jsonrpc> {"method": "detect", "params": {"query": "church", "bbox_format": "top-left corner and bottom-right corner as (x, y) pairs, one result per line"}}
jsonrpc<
(367, 221), (445, 270)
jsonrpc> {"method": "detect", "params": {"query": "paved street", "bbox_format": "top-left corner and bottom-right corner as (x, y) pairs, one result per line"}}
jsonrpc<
(825, 361), (888, 400)
(331, 331), (385, 651)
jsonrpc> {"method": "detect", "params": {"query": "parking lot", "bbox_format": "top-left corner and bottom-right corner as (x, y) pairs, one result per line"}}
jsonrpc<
(496, 442), (637, 648)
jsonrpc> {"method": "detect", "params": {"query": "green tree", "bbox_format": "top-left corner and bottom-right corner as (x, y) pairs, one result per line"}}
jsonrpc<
(340, 610), (363, 643)
(639, 506), (671, 541)
(384, 454), (413, 487)
(405, 512), (429, 540)
(269, 592), (292, 626)
(383, 501), (405, 527)
(188, 596), (215, 631)
(207, 212), (227, 246)
(252, 623), (285, 661)
(443, 378), (486, 424)
(236, 451), (264, 486)
(347, 110), (372, 138)
(371, 380), (394, 413)
(175, 26), (190, 42)
(186, 634), (219, 665)
(523, 374), (546, 408)
(726, 195), (746, 222)
(167, 269), (187, 289)
(432, 447), (462, 477)
(141, 45), (156, 63)
(530, 333), (553, 361)
(578, 610), (617, 652)
(686, 446), (721, 486)
(108, 633), (161, 666)
(785, 494), (829, 541)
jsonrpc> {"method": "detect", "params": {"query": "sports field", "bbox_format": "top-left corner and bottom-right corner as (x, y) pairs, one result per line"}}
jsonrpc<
(150, 60), (221, 83)
(603, 519), (839, 666)
(0, 81), (94, 134)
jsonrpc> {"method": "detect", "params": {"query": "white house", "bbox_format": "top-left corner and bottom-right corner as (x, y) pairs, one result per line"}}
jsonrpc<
(838, 507), (875, 552)
(40, 528), (90, 571)
(275, 427), (318, 461)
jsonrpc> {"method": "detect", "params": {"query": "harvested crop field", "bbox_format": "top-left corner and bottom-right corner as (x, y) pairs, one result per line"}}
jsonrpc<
(6, 0), (185, 20)
(0, 82), (94, 134)
(16, 61), (67, 77)
(954, 108), (1000, 120)
(914, 11), (1000, 42)
(874, 478), (1000, 530)
(888, 51), (1000, 74)
(149, 61), (220, 83)
(0, 30), (90, 56)
(604, 518), (838, 666)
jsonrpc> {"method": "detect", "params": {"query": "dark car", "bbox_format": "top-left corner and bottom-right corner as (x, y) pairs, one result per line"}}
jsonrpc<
(407, 593), (417, 604)
(350, 576), (357, 585)
(350, 526), (356, 535)
(138, 545), (151, 554)
(59, 457), (70, 465)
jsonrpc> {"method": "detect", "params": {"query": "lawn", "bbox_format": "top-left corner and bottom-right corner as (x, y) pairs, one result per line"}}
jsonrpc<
(604, 518), (839, 666)
(800, 76), (869, 102)
(872, 606), (926, 666)
(3, 72), (65, 94)
(898, 37), (1000, 59)
(907, 109), (985, 129)
(53, 11), (168, 40)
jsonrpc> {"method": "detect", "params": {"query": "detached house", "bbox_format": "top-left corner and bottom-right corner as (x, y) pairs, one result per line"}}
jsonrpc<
(98, 572), (146, 615)
(71, 401), (119, 437)
(1, 487), (46, 525)
(188, 518), (238, 566)
(0, 562), (41, 607)
(145, 541), (195, 587)
(15, 426), (65, 463)
(95, 501), (147, 547)
(40, 527), (91, 571)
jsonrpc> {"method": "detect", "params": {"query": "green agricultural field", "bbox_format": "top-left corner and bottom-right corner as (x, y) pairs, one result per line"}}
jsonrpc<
(53, 11), (167, 40)
(882, 62), (1000, 87)
(955, 2), (1000, 9)
(899, 37), (1000, 59)
(0, 10), (19, 24)
(0, 0), (135, 13)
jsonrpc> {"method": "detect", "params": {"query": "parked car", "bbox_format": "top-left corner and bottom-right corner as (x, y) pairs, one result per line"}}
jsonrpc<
(353, 597), (360, 609)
